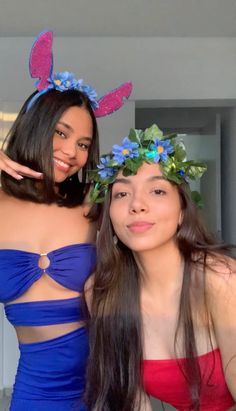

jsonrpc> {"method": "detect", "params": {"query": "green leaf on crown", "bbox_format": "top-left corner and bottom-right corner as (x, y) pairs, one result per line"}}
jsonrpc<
(128, 128), (143, 144)
(185, 163), (207, 179)
(125, 157), (144, 173)
(122, 168), (130, 176)
(161, 166), (182, 184)
(109, 159), (120, 167)
(173, 143), (186, 162)
(162, 133), (177, 141)
(143, 124), (163, 142)
(191, 191), (204, 208)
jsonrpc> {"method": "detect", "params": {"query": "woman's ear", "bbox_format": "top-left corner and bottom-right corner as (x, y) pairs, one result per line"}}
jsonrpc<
(178, 210), (184, 227)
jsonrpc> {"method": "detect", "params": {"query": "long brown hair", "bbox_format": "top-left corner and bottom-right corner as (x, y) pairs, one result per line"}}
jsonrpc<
(86, 182), (230, 410)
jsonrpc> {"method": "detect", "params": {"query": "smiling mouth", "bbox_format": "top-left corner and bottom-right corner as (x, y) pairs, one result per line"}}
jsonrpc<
(54, 158), (71, 172)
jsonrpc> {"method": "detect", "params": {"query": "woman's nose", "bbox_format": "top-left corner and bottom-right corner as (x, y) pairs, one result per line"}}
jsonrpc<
(61, 140), (76, 157)
(129, 195), (148, 214)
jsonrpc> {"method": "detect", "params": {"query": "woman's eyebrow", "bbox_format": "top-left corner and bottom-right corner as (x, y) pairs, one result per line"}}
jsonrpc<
(57, 120), (73, 131)
(113, 176), (166, 185)
(57, 121), (92, 140)
(149, 176), (166, 181)
(113, 178), (131, 185)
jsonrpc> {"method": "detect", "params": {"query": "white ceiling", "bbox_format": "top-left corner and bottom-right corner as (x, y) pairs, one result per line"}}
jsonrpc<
(1, 0), (236, 37)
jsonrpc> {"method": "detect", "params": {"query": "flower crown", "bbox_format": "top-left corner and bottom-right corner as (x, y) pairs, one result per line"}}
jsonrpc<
(90, 124), (207, 207)
(26, 31), (132, 115)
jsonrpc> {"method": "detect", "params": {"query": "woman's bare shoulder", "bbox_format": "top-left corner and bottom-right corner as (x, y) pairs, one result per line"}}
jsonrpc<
(0, 188), (9, 200)
(206, 252), (236, 281)
(205, 253), (236, 399)
(205, 251), (235, 289)
(205, 252), (236, 313)
(0, 188), (16, 209)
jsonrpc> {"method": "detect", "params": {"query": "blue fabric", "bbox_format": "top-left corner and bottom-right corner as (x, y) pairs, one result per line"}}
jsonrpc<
(0, 243), (96, 410)
(0, 243), (96, 303)
(5, 296), (84, 326)
(10, 328), (89, 411)
(10, 398), (87, 411)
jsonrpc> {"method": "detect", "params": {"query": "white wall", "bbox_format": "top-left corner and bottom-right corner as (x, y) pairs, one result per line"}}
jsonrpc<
(97, 102), (135, 152)
(1, 37), (236, 102)
(3, 317), (19, 390)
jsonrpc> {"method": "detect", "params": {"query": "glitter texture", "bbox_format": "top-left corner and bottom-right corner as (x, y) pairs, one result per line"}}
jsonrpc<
(29, 31), (53, 91)
(94, 82), (133, 117)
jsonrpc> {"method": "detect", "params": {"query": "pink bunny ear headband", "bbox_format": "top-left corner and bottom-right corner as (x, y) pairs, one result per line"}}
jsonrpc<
(27, 31), (133, 116)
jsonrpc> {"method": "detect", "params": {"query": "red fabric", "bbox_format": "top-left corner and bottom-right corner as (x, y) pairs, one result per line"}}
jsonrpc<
(143, 349), (235, 410)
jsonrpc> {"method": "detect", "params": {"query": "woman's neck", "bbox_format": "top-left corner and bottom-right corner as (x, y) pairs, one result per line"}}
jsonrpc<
(135, 241), (183, 292)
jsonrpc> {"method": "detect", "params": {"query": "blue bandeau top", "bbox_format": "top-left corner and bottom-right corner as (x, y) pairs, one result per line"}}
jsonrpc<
(5, 296), (85, 326)
(0, 243), (96, 304)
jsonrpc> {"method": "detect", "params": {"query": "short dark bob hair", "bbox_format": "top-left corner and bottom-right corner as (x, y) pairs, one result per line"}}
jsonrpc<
(1, 89), (99, 207)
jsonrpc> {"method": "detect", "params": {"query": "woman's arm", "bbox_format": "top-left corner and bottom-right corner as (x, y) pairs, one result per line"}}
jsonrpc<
(208, 256), (236, 400)
(0, 150), (43, 180)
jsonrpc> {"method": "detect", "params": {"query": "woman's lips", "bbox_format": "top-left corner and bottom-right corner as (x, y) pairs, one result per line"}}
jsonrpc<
(53, 158), (70, 172)
(127, 222), (154, 233)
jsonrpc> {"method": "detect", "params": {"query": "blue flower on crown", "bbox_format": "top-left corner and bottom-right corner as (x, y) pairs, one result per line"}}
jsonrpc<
(149, 139), (174, 163)
(112, 137), (139, 165)
(80, 84), (99, 109)
(97, 156), (115, 179)
(178, 169), (185, 177)
(47, 71), (98, 109)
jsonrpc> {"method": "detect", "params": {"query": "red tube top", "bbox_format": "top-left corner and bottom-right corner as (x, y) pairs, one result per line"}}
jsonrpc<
(143, 349), (235, 411)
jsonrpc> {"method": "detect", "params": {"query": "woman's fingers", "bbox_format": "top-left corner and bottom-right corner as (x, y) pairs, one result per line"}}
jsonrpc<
(0, 151), (43, 180)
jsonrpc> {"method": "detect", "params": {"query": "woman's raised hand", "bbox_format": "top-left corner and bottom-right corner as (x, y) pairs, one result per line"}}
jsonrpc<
(0, 150), (43, 180)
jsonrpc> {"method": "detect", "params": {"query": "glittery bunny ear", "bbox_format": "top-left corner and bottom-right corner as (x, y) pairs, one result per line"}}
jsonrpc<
(94, 82), (133, 118)
(29, 31), (53, 91)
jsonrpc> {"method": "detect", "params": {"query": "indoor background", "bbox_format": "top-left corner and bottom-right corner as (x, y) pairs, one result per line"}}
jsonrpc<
(1, 1), (236, 409)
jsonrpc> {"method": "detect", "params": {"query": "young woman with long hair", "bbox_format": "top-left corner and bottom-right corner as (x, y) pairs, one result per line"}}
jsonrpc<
(86, 124), (236, 410)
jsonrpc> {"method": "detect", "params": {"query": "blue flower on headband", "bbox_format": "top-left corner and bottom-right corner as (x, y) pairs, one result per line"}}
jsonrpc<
(112, 137), (139, 165)
(48, 72), (82, 91)
(97, 156), (115, 179)
(80, 84), (99, 109)
(47, 71), (98, 109)
(149, 139), (174, 163)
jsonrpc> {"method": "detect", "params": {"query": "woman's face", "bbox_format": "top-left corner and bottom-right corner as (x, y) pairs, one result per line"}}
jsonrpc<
(52, 105), (93, 183)
(109, 162), (183, 254)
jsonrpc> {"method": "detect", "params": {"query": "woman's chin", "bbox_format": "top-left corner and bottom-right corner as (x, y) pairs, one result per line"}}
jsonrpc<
(53, 172), (70, 184)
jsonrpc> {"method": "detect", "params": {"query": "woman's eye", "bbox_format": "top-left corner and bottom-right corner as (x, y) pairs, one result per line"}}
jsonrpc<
(153, 189), (166, 195)
(113, 191), (128, 199)
(77, 143), (90, 151)
(55, 129), (66, 138)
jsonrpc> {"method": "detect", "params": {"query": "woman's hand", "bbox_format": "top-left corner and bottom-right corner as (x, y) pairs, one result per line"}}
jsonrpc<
(0, 150), (43, 180)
